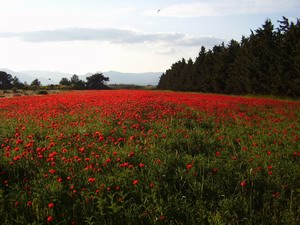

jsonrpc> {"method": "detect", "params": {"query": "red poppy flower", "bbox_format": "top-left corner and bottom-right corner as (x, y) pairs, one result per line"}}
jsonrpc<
(27, 201), (32, 207)
(186, 164), (193, 170)
(212, 168), (219, 173)
(240, 181), (246, 187)
(49, 169), (56, 174)
(47, 216), (53, 222)
(88, 178), (96, 183)
(132, 180), (139, 185)
(215, 151), (221, 157)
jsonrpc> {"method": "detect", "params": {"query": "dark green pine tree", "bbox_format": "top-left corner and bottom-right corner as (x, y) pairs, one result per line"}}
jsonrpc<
(85, 73), (110, 90)
(0, 71), (13, 89)
(12, 76), (25, 89)
(159, 59), (187, 91)
(224, 39), (241, 94)
(233, 19), (277, 95)
(275, 17), (300, 97)
(232, 36), (253, 94)
(31, 78), (41, 87)
(179, 58), (194, 91)
(253, 19), (278, 94)
(173, 58), (187, 91)
(210, 42), (229, 93)
(193, 46), (207, 92)
(158, 16), (300, 97)
(70, 74), (85, 90)
(59, 77), (72, 86)
(200, 49), (215, 93)
(157, 72), (168, 89)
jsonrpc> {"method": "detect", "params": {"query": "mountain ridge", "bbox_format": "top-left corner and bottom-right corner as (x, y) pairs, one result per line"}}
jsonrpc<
(0, 68), (162, 86)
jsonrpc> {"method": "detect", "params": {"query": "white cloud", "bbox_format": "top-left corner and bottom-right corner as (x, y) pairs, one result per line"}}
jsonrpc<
(0, 28), (225, 48)
(0, 37), (197, 74)
(155, 47), (177, 55)
(144, 0), (300, 17)
(0, 2), (138, 32)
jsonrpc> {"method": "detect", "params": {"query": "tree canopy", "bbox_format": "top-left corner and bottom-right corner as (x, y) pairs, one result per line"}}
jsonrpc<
(0, 71), (111, 91)
(0, 71), (13, 89)
(12, 76), (25, 89)
(59, 77), (72, 86)
(70, 75), (85, 90)
(86, 73), (110, 90)
(158, 17), (300, 98)
(59, 73), (110, 90)
(31, 78), (41, 87)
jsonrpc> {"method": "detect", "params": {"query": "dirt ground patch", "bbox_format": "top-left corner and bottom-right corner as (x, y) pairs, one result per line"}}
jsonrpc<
(0, 90), (62, 98)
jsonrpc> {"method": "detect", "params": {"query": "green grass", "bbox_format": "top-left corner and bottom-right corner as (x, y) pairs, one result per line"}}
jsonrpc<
(0, 90), (300, 224)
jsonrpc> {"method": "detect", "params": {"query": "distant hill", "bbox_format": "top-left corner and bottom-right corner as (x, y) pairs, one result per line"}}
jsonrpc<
(1, 68), (38, 84)
(20, 70), (71, 85)
(0, 68), (162, 86)
(81, 71), (162, 85)
(0, 68), (64, 85)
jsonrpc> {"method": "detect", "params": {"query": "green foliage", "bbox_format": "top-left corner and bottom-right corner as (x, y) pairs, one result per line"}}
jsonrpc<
(36, 90), (48, 95)
(30, 79), (41, 87)
(12, 76), (25, 89)
(1, 90), (300, 224)
(11, 87), (18, 93)
(86, 73), (110, 90)
(0, 71), (13, 89)
(70, 74), (85, 90)
(59, 74), (110, 90)
(59, 77), (72, 86)
(158, 17), (300, 98)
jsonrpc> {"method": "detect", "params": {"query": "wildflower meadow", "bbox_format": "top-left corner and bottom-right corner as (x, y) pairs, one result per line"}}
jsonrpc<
(0, 90), (299, 224)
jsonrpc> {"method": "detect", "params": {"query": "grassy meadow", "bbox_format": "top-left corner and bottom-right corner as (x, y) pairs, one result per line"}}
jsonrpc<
(0, 90), (300, 224)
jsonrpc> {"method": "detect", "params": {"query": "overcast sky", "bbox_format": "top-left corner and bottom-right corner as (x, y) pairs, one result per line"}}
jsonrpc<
(0, 0), (299, 74)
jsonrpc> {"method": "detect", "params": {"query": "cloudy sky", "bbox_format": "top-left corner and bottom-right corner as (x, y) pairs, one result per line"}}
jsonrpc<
(0, 0), (299, 74)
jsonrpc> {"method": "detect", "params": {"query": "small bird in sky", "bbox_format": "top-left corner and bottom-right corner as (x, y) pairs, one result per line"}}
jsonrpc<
(48, 78), (51, 80)
(157, 9), (161, 13)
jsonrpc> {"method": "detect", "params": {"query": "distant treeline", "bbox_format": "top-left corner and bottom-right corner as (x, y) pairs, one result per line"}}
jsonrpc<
(158, 17), (300, 97)
(108, 84), (156, 90)
(0, 72), (110, 90)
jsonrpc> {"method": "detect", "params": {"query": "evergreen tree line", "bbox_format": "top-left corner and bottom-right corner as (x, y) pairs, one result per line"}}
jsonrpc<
(158, 17), (300, 97)
(0, 72), (110, 90)
(59, 74), (110, 90)
(0, 72), (28, 89)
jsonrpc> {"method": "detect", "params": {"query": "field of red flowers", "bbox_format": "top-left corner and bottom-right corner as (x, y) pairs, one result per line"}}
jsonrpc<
(1, 90), (300, 224)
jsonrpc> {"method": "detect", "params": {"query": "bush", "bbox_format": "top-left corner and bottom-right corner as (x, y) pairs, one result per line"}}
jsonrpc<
(36, 90), (48, 95)
(12, 87), (18, 93)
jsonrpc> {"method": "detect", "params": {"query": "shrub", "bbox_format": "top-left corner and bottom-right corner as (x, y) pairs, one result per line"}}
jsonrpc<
(12, 87), (18, 93)
(36, 90), (48, 95)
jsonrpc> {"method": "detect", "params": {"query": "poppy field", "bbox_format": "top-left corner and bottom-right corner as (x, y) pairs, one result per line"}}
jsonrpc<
(0, 90), (300, 224)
